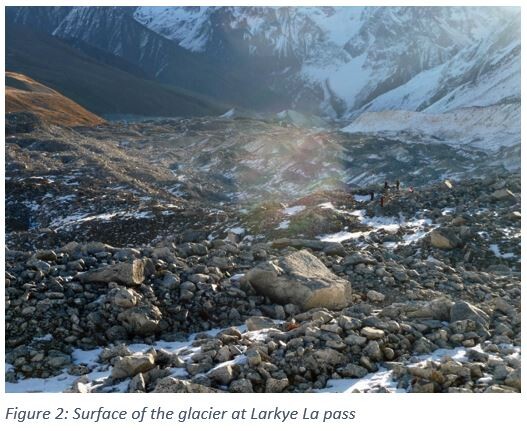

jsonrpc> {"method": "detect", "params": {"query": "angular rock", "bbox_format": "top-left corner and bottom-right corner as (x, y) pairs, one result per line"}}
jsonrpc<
(338, 363), (368, 378)
(450, 301), (490, 327)
(207, 364), (235, 385)
(360, 327), (385, 340)
(407, 297), (454, 321)
(363, 341), (382, 361)
(77, 259), (145, 285)
(113, 287), (140, 308)
(229, 378), (254, 393)
(314, 348), (345, 366)
(342, 252), (377, 266)
(323, 242), (345, 256)
(430, 228), (462, 249)
(153, 377), (219, 393)
(118, 304), (162, 335)
(366, 290), (385, 302)
(160, 273), (180, 290)
(111, 353), (155, 379)
(246, 250), (352, 310)
(265, 377), (289, 392)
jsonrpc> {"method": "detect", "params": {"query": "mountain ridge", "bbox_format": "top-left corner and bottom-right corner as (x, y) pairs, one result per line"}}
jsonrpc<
(6, 6), (520, 119)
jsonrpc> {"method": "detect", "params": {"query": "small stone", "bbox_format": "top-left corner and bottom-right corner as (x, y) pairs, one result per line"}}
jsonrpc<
(383, 347), (395, 360)
(344, 334), (367, 346)
(246, 350), (262, 367)
(160, 273), (180, 289)
(265, 377), (289, 393)
(363, 341), (382, 361)
(360, 327), (385, 340)
(338, 363), (368, 378)
(366, 290), (385, 302)
(230, 378), (254, 393)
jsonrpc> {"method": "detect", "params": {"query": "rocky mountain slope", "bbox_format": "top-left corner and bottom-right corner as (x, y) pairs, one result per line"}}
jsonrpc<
(5, 113), (521, 393)
(6, 72), (104, 128)
(5, 25), (225, 117)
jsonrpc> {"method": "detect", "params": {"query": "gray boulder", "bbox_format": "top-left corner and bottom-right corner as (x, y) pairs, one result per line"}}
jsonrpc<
(77, 259), (145, 285)
(118, 304), (162, 335)
(111, 353), (155, 379)
(450, 301), (490, 327)
(246, 250), (352, 311)
(407, 297), (454, 321)
(430, 228), (463, 249)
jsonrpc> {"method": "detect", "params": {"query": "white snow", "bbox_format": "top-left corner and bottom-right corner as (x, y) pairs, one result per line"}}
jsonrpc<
(489, 244), (516, 259)
(228, 227), (245, 235)
(318, 230), (364, 243)
(317, 204), (433, 244)
(342, 103), (520, 151)
(319, 367), (402, 393)
(5, 324), (275, 393)
(50, 210), (153, 230)
(319, 344), (520, 393)
(34, 334), (53, 342)
(318, 202), (335, 210)
(220, 108), (236, 118)
(354, 194), (372, 202)
(277, 220), (290, 229)
(283, 205), (306, 216)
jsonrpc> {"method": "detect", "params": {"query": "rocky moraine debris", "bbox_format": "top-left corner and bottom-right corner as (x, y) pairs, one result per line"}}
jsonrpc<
(4, 118), (520, 393)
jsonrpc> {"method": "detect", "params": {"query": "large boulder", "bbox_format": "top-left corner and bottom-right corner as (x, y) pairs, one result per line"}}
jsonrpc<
(450, 301), (490, 327)
(246, 250), (352, 311)
(111, 353), (155, 379)
(429, 228), (463, 250)
(112, 287), (141, 308)
(407, 297), (454, 321)
(77, 259), (145, 285)
(118, 304), (162, 335)
(207, 364), (236, 385)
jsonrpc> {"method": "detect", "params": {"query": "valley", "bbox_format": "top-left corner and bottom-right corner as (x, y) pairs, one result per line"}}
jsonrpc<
(3, 5), (521, 395)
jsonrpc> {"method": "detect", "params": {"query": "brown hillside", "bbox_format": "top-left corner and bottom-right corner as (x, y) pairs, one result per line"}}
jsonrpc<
(6, 71), (104, 127)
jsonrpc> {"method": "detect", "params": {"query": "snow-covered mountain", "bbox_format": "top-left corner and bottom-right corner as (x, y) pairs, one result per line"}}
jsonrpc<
(342, 102), (520, 150)
(7, 6), (520, 121)
(133, 6), (520, 117)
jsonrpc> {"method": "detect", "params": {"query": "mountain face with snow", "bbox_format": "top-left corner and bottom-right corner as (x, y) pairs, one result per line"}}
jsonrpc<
(132, 6), (520, 117)
(7, 6), (520, 126)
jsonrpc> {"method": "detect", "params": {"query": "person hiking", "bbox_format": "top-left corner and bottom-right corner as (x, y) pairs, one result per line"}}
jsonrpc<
(370, 190), (374, 201)
(396, 179), (400, 190)
(380, 195), (384, 207)
(384, 180), (389, 189)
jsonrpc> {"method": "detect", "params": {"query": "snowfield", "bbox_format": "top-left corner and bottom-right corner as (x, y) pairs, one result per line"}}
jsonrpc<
(342, 103), (520, 151)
